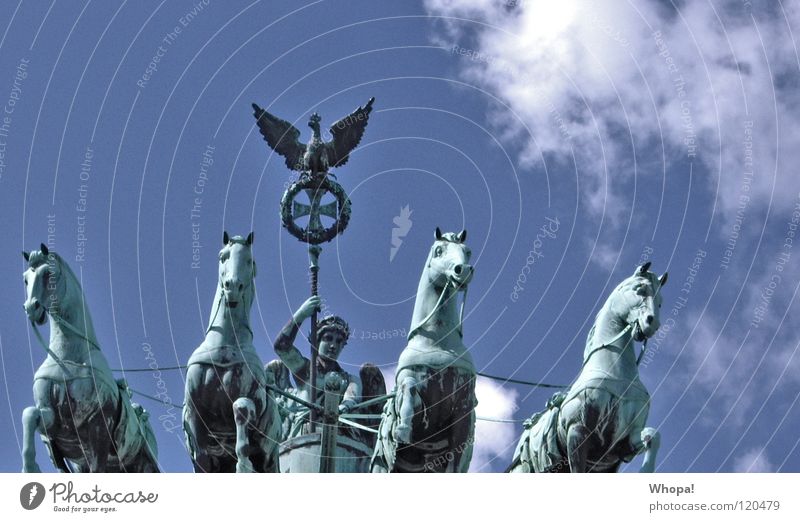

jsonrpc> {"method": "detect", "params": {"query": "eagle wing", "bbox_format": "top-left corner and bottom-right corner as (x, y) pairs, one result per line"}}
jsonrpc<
(252, 103), (306, 171)
(359, 362), (387, 417)
(326, 97), (375, 169)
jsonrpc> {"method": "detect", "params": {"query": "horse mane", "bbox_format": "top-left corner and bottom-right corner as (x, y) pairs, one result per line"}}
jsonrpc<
(408, 244), (437, 339)
(30, 249), (99, 349)
(28, 249), (84, 307)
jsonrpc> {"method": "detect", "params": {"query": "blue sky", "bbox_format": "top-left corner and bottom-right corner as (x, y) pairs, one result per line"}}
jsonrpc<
(1, 0), (798, 473)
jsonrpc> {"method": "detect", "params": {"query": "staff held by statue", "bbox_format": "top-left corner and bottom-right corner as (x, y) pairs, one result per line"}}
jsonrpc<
(252, 97), (374, 430)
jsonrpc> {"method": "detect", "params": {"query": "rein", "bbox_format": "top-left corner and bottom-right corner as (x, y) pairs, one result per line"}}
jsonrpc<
(581, 323), (648, 369)
(205, 279), (255, 338)
(407, 279), (467, 341)
(28, 306), (101, 380)
(29, 320), (75, 379)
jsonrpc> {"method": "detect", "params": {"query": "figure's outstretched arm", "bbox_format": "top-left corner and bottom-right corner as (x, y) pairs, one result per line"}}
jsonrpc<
(274, 296), (320, 380)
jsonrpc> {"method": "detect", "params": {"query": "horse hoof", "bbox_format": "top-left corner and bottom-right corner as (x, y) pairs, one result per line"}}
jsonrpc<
(641, 428), (661, 451)
(22, 464), (41, 473)
(236, 460), (255, 473)
(394, 424), (412, 444)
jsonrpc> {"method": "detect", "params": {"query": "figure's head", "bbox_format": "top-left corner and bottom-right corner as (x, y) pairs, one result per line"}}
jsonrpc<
(316, 315), (349, 362)
(22, 244), (60, 325)
(618, 262), (668, 341)
(218, 231), (256, 308)
(427, 227), (473, 291)
(308, 113), (321, 133)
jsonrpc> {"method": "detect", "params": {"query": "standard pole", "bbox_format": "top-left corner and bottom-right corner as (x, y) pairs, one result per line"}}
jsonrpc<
(319, 373), (343, 473)
(308, 244), (321, 432)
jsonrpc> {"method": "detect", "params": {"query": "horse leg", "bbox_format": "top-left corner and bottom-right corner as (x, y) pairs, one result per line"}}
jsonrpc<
(567, 423), (591, 473)
(638, 427), (661, 473)
(183, 403), (214, 473)
(393, 371), (418, 444)
(452, 409), (476, 473)
(233, 398), (256, 473)
(85, 414), (112, 472)
(451, 374), (477, 473)
(263, 398), (283, 473)
(23, 379), (59, 472)
(22, 406), (42, 473)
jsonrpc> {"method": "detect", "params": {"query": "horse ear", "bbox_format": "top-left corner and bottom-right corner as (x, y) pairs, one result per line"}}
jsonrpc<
(40, 243), (49, 256)
(223, 231), (229, 245)
(22, 251), (30, 262)
(246, 232), (254, 245)
(457, 229), (467, 243)
(659, 273), (668, 287)
(435, 227), (443, 240)
(638, 261), (651, 274)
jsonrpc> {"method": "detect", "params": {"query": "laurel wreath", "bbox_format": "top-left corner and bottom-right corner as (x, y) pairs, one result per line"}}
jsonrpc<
(280, 174), (351, 245)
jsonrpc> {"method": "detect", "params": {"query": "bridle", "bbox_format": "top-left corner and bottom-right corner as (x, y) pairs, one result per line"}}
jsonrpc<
(407, 278), (469, 341)
(205, 250), (255, 338)
(28, 261), (100, 379)
(582, 280), (663, 369)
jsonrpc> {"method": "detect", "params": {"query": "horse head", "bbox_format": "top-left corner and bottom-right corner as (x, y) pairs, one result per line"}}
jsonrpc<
(614, 262), (668, 342)
(407, 227), (474, 343)
(218, 231), (256, 309)
(427, 227), (473, 291)
(22, 244), (63, 325)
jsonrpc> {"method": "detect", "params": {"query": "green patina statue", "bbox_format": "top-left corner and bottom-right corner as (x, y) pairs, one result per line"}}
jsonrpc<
(20, 245), (159, 473)
(372, 228), (477, 473)
(508, 263), (667, 473)
(271, 296), (386, 444)
(183, 232), (283, 473)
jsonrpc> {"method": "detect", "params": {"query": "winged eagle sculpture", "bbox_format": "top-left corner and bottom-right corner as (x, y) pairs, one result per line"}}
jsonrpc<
(252, 97), (375, 177)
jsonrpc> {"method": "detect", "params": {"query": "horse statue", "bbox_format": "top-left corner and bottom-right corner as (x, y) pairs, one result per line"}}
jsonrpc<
(20, 244), (159, 472)
(183, 232), (282, 472)
(372, 227), (476, 472)
(508, 262), (667, 473)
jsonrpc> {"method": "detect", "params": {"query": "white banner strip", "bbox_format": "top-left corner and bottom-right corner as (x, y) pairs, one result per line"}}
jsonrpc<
(2, 473), (798, 521)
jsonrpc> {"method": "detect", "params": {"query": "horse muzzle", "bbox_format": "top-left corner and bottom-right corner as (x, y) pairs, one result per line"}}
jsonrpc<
(635, 317), (659, 341)
(449, 263), (474, 289)
(24, 300), (47, 325)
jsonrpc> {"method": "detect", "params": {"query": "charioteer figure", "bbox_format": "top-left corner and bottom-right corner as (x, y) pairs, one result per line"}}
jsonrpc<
(274, 295), (384, 442)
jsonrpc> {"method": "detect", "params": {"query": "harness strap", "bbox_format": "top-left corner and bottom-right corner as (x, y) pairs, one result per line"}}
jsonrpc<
(30, 320), (74, 379)
(205, 284), (255, 338)
(636, 338), (648, 366)
(581, 324), (633, 369)
(49, 312), (100, 351)
(407, 280), (467, 341)
(581, 323), (649, 369)
(407, 280), (451, 340)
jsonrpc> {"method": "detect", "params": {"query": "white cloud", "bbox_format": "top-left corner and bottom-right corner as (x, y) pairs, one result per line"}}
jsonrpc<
(732, 446), (774, 472)
(471, 376), (520, 471)
(425, 0), (800, 227)
(379, 364), (397, 392)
